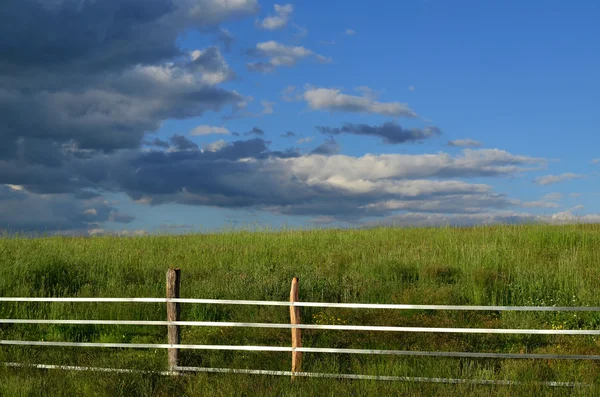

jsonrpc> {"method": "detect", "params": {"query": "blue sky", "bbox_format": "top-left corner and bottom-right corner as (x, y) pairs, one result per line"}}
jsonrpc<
(1, 0), (599, 235)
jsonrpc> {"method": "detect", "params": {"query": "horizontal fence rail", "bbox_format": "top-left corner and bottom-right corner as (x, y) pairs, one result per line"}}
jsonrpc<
(3, 340), (600, 361)
(2, 297), (600, 312)
(2, 270), (600, 388)
(2, 362), (586, 388)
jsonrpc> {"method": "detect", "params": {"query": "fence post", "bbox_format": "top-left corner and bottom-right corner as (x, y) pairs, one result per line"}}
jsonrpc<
(290, 277), (302, 379)
(166, 268), (181, 373)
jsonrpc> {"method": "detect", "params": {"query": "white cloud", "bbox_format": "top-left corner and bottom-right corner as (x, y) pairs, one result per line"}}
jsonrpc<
(592, 159), (600, 164)
(84, 208), (97, 216)
(256, 3), (293, 30)
(303, 87), (417, 117)
(190, 125), (230, 135)
(247, 41), (331, 72)
(297, 137), (314, 144)
(569, 193), (582, 198)
(534, 173), (585, 186)
(5, 184), (24, 191)
(448, 139), (483, 148)
(345, 29), (355, 35)
(283, 149), (544, 185)
(542, 192), (562, 201)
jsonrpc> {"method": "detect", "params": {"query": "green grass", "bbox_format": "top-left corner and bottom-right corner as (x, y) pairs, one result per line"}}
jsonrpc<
(1, 224), (600, 396)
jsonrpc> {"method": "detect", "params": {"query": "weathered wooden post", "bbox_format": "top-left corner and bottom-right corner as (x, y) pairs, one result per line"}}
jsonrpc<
(290, 277), (302, 379)
(166, 268), (181, 373)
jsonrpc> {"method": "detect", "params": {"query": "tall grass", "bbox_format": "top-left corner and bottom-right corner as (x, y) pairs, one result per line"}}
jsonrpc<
(1, 224), (600, 396)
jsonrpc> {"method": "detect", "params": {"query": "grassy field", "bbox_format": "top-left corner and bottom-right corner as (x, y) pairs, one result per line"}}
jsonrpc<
(1, 224), (600, 396)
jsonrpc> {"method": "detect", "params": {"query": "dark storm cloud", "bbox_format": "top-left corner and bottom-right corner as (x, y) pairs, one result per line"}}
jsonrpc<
(0, 0), (258, 233)
(0, 0), (257, 78)
(316, 122), (441, 144)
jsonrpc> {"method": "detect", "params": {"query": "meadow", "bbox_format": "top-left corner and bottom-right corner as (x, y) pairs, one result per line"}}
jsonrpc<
(1, 224), (600, 396)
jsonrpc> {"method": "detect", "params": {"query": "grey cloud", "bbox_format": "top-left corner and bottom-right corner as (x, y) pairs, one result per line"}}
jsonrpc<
(0, 0), (257, 78)
(0, 138), (550, 231)
(310, 137), (340, 155)
(217, 28), (235, 52)
(0, 64), (243, 153)
(534, 173), (584, 186)
(0, 185), (134, 235)
(369, 207), (600, 228)
(188, 46), (235, 84)
(170, 134), (198, 151)
(281, 131), (297, 138)
(246, 127), (265, 136)
(246, 62), (275, 73)
(448, 139), (483, 148)
(317, 122), (441, 144)
(145, 138), (171, 148)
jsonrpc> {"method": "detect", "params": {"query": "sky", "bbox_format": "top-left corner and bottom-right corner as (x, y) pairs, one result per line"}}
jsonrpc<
(1, 0), (599, 236)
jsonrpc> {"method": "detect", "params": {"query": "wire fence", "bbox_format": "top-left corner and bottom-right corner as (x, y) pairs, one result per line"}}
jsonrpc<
(1, 269), (600, 388)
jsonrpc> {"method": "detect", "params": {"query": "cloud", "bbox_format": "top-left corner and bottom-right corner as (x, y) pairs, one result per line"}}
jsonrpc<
(293, 24), (308, 38)
(261, 100), (275, 115)
(304, 87), (417, 117)
(281, 85), (302, 102)
(448, 139), (483, 148)
(145, 138), (171, 148)
(256, 4), (293, 30)
(345, 29), (356, 35)
(1, 138), (548, 232)
(217, 28), (235, 52)
(281, 131), (297, 138)
(366, 209), (600, 228)
(0, 0), (258, 78)
(310, 138), (340, 155)
(297, 137), (314, 144)
(169, 134), (198, 151)
(189, 46), (235, 85)
(202, 140), (228, 152)
(534, 173), (585, 186)
(246, 41), (331, 72)
(0, 185), (134, 235)
(246, 127), (265, 136)
(317, 122), (441, 144)
(543, 192), (562, 201)
(190, 125), (231, 136)
(592, 159), (600, 165)
(1, 63), (243, 153)
(520, 200), (560, 208)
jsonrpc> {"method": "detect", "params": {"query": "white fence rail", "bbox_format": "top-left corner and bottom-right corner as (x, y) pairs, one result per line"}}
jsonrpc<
(1, 269), (600, 388)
